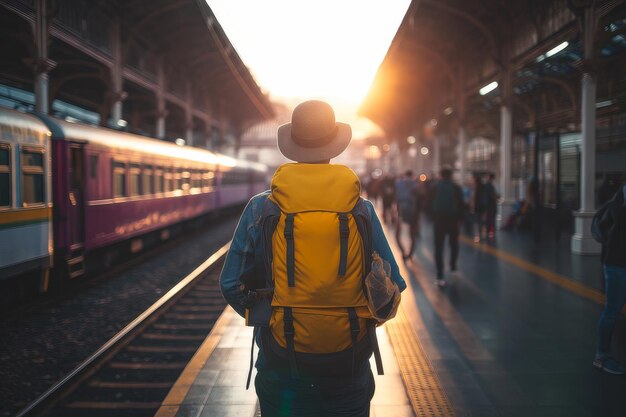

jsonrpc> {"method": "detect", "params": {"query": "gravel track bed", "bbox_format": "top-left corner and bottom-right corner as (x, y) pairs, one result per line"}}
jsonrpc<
(0, 216), (238, 416)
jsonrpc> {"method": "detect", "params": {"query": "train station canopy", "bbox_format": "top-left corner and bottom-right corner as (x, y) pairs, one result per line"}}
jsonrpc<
(360, 0), (626, 140)
(0, 0), (273, 137)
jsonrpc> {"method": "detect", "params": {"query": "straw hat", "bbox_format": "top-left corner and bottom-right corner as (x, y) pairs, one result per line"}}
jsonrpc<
(277, 100), (352, 163)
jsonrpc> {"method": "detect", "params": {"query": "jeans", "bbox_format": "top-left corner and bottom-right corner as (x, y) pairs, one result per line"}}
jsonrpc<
(255, 366), (375, 417)
(597, 265), (626, 356)
(434, 214), (460, 279)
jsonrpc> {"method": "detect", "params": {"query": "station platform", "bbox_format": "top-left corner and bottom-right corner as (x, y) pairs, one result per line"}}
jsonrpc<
(153, 211), (626, 417)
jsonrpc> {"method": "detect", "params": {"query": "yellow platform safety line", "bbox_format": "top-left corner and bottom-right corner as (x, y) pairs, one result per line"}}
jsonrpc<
(154, 307), (232, 417)
(458, 235), (613, 309)
(381, 215), (456, 417)
(385, 309), (456, 417)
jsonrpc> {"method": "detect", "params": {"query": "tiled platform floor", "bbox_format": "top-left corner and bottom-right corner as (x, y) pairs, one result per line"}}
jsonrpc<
(155, 307), (417, 417)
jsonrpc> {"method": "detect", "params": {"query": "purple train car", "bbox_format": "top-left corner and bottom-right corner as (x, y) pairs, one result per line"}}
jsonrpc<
(39, 115), (267, 278)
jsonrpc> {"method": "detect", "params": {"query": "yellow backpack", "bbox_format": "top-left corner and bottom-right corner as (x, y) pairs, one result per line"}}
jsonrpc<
(246, 163), (383, 381)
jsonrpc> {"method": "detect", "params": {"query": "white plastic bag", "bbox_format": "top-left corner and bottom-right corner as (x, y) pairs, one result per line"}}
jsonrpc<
(364, 252), (401, 324)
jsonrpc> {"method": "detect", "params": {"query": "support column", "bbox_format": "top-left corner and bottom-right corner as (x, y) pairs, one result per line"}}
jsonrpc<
(458, 126), (467, 182)
(571, 6), (600, 254)
(33, 0), (56, 114)
(156, 106), (167, 139)
(185, 121), (194, 147)
(155, 59), (167, 139)
(456, 66), (467, 184)
(498, 67), (515, 228)
(109, 18), (126, 128)
(184, 81), (194, 146)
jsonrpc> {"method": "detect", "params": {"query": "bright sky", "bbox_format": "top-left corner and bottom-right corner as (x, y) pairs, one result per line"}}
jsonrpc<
(207, 0), (411, 139)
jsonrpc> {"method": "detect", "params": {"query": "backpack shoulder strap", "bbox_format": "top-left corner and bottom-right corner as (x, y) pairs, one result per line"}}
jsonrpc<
(352, 197), (373, 276)
(258, 197), (281, 287)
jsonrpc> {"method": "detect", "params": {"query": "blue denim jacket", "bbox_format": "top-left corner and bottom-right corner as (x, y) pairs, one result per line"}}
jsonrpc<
(220, 190), (406, 317)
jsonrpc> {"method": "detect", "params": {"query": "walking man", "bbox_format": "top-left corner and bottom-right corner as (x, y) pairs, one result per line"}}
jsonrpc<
(219, 100), (406, 416)
(431, 166), (464, 286)
(593, 183), (626, 374)
(395, 170), (420, 260)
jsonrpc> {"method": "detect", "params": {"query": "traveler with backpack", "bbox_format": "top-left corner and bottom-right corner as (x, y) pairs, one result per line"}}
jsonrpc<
(219, 100), (406, 416)
(592, 183), (626, 375)
(431, 166), (465, 286)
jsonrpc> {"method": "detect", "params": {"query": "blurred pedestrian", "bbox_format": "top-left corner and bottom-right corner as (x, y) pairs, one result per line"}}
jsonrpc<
(381, 174), (396, 224)
(483, 173), (499, 239)
(431, 166), (465, 286)
(472, 173), (486, 241)
(592, 183), (626, 375)
(395, 170), (420, 260)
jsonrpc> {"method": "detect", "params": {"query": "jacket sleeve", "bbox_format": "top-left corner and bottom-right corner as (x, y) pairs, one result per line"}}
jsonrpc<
(219, 193), (267, 317)
(365, 199), (407, 292)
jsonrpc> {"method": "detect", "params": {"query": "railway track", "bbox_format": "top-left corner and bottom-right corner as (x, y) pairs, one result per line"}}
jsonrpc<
(16, 244), (231, 417)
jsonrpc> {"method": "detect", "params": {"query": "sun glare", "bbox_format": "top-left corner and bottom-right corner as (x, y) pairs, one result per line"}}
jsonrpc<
(207, 0), (411, 132)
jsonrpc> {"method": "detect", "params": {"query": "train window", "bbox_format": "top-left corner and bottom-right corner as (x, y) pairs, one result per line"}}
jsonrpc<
(22, 148), (45, 206)
(202, 171), (215, 192)
(0, 144), (10, 207)
(154, 167), (164, 193)
(113, 162), (127, 198)
(90, 155), (98, 178)
(164, 169), (173, 192)
(191, 170), (201, 190)
(142, 165), (153, 195)
(129, 164), (141, 196)
(182, 170), (191, 191)
(222, 169), (247, 185)
(70, 148), (84, 189)
(173, 170), (182, 191)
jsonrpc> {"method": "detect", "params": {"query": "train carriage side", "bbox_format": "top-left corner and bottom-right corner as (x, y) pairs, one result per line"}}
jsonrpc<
(0, 108), (53, 290)
(36, 117), (264, 278)
(217, 159), (268, 210)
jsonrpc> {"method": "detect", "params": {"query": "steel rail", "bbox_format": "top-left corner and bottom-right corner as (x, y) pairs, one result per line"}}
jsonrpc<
(15, 242), (231, 417)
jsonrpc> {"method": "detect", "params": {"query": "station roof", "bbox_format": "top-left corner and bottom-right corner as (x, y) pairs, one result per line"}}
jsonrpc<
(360, 0), (626, 138)
(119, 0), (273, 125)
(359, 0), (535, 137)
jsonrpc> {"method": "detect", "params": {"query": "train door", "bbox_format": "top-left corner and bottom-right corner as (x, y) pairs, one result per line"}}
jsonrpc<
(67, 144), (86, 277)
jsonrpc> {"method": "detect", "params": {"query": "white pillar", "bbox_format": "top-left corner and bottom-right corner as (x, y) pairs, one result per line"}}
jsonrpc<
(571, 7), (600, 254)
(156, 59), (167, 139)
(458, 126), (467, 183)
(185, 122), (194, 147)
(498, 65), (516, 228)
(109, 18), (125, 127)
(500, 105), (513, 200)
(34, 0), (55, 114)
(156, 107), (166, 139)
(185, 81), (194, 146)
